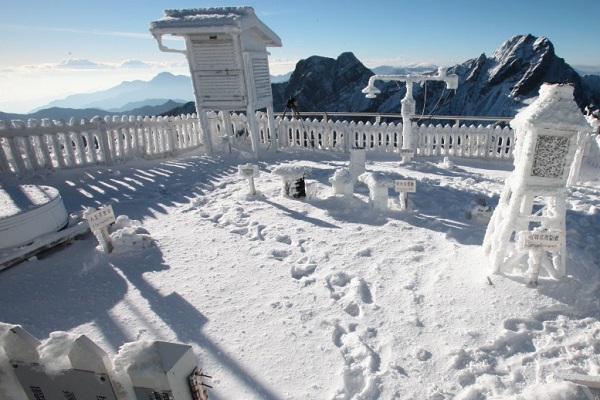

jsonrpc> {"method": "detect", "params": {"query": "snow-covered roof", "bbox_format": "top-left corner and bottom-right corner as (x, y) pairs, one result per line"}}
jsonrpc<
(149, 6), (282, 47)
(511, 84), (591, 132)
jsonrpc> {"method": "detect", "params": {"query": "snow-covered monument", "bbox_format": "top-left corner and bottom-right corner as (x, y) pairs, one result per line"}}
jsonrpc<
(483, 83), (591, 284)
(149, 7), (282, 158)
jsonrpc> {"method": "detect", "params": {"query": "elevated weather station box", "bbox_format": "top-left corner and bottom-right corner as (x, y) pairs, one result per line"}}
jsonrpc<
(149, 7), (282, 158)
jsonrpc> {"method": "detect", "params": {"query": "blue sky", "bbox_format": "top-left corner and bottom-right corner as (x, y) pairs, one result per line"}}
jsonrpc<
(1, 0), (599, 113)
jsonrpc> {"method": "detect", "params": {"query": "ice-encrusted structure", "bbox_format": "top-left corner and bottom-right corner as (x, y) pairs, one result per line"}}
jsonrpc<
(483, 83), (592, 283)
(149, 6), (282, 159)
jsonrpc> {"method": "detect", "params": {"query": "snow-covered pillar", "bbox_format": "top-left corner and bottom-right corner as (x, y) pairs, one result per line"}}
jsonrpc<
(246, 106), (261, 159)
(330, 168), (354, 196)
(400, 80), (415, 163)
(358, 172), (392, 211)
(349, 146), (366, 182)
(197, 111), (214, 155)
(567, 132), (587, 186)
(267, 104), (279, 152)
(483, 83), (591, 283)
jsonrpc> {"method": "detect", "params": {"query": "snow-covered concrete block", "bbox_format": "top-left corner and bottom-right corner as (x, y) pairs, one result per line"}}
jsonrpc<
(330, 168), (354, 196)
(349, 146), (366, 182)
(358, 172), (393, 210)
(272, 164), (312, 198)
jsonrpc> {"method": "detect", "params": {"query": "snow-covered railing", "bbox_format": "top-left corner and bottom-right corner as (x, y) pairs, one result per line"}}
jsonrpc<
(414, 123), (514, 159)
(251, 113), (515, 159)
(3, 110), (597, 177)
(0, 114), (201, 176)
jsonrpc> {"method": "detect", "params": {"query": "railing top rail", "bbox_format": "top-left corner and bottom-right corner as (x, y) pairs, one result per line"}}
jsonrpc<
(272, 111), (513, 124)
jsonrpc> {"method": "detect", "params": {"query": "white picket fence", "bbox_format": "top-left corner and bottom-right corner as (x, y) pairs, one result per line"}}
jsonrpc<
(0, 114), (200, 176)
(2, 111), (599, 177)
(233, 113), (516, 159)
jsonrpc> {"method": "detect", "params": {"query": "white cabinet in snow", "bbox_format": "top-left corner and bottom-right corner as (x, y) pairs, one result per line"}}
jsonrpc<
(150, 7), (282, 159)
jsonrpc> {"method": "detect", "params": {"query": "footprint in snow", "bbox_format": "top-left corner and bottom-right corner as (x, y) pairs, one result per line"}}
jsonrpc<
(271, 249), (292, 261)
(290, 263), (317, 280)
(274, 233), (292, 245)
(325, 272), (374, 317)
(331, 322), (382, 399)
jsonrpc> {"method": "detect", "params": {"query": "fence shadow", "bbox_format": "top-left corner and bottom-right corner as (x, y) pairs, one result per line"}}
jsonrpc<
(0, 154), (240, 222)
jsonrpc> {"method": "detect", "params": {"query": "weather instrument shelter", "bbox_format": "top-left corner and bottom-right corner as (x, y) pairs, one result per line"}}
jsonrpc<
(149, 7), (282, 158)
(483, 83), (591, 284)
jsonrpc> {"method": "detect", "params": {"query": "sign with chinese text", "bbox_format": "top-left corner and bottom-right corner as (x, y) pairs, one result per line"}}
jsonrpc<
(520, 231), (563, 251)
(238, 164), (259, 178)
(86, 205), (116, 232)
(395, 180), (417, 193)
(400, 149), (415, 157)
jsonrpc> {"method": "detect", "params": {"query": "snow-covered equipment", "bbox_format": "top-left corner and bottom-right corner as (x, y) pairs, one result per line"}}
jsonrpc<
(362, 67), (459, 163)
(238, 163), (260, 195)
(272, 164), (312, 198)
(358, 172), (393, 210)
(349, 146), (366, 183)
(116, 341), (201, 400)
(483, 83), (591, 284)
(1, 326), (120, 400)
(330, 168), (354, 196)
(150, 7), (282, 159)
(0, 325), (209, 400)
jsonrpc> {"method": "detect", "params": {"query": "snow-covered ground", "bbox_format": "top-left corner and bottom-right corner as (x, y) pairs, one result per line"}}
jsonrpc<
(1, 147), (600, 399)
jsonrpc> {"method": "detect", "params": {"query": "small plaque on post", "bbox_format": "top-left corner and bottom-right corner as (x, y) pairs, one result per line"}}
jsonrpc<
(85, 205), (116, 253)
(400, 149), (415, 158)
(394, 180), (416, 210)
(519, 231), (563, 251)
(238, 164), (259, 179)
(394, 180), (417, 193)
(238, 164), (260, 195)
(86, 205), (116, 231)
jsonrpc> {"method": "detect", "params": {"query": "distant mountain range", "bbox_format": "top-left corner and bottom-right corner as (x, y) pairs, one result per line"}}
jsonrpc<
(2, 34), (599, 123)
(0, 72), (195, 121)
(34, 72), (194, 111)
(0, 100), (188, 122)
(271, 34), (600, 118)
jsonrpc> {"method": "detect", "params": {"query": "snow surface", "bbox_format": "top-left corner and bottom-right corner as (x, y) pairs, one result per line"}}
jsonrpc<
(0, 185), (60, 218)
(1, 147), (600, 399)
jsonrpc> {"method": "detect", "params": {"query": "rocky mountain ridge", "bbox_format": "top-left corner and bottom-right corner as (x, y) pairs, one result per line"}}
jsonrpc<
(273, 34), (599, 119)
(3, 34), (599, 122)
